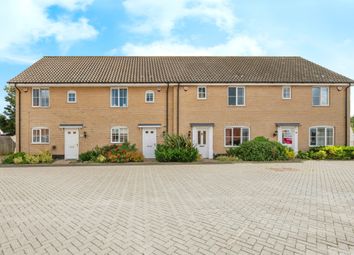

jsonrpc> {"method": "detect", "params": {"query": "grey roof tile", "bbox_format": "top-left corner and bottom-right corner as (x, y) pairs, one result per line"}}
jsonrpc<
(8, 56), (353, 84)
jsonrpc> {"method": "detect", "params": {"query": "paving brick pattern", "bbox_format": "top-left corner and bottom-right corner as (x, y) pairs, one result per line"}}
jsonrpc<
(0, 161), (354, 254)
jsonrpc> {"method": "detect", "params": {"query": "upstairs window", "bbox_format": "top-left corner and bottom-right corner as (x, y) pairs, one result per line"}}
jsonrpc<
(67, 90), (77, 103)
(32, 128), (49, 144)
(111, 127), (128, 143)
(145, 90), (155, 103)
(225, 127), (250, 147)
(309, 126), (334, 146)
(32, 88), (49, 107)
(312, 87), (329, 106)
(282, 86), (291, 99)
(197, 86), (207, 99)
(228, 87), (245, 106)
(111, 88), (128, 107)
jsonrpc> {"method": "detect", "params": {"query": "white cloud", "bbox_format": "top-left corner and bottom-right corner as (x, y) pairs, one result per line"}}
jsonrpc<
(122, 0), (236, 36)
(122, 36), (264, 56)
(0, 0), (98, 63)
(119, 0), (264, 58)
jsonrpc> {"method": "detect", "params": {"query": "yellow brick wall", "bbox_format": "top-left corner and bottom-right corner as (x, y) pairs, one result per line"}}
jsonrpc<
(178, 85), (347, 153)
(17, 86), (167, 155)
(16, 84), (347, 156)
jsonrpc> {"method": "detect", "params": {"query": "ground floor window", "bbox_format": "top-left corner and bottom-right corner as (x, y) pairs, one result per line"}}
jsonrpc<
(111, 127), (128, 143)
(225, 127), (250, 147)
(32, 128), (49, 144)
(309, 126), (334, 146)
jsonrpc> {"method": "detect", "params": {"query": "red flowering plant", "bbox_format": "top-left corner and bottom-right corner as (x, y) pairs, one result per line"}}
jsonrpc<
(79, 142), (144, 163)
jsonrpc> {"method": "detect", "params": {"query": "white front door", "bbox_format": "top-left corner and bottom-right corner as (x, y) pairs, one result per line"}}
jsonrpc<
(65, 129), (79, 160)
(142, 128), (157, 158)
(193, 127), (212, 159)
(278, 126), (298, 153)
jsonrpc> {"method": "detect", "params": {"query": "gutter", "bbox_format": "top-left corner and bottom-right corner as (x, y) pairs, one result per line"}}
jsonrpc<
(166, 83), (169, 134)
(346, 83), (353, 146)
(14, 83), (21, 152)
(177, 83), (180, 135)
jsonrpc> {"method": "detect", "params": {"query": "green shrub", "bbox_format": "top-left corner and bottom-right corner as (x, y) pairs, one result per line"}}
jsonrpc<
(2, 151), (53, 164)
(155, 134), (199, 162)
(79, 147), (101, 162)
(95, 154), (106, 163)
(38, 151), (53, 163)
(24, 154), (40, 164)
(296, 146), (354, 160)
(79, 143), (143, 163)
(296, 150), (310, 159)
(285, 148), (295, 160)
(3, 152), (26, 164)
(13, 157), (24, 164)
(227, 136), (289, 161)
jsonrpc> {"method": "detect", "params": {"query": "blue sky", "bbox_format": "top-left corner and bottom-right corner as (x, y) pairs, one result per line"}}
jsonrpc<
(0, 0), (353, 114)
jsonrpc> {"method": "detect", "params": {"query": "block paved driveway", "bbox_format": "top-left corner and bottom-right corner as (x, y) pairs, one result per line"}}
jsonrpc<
(0, 161), (354, 255)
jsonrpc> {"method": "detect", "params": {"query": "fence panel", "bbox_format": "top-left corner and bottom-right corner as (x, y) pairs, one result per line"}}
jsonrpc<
(0, 136), (16, 155)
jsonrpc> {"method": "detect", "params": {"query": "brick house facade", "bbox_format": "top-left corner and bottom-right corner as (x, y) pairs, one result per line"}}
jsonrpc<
(8, 56), (353, 159)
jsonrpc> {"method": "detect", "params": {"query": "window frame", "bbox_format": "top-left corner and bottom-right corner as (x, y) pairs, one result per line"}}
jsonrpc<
(32, 88), (50, 108)
(197, 86), (207, 100)
(312, 86), (329, 106)
(224, 126), (250, 147)
(31, 127), (50, 144)
(227, 86), (246, 106)
(145, 90), (155, 103)
(308, 126), (334, 147)
(282, 86), (292, 100)
(110, 126), (129, 144)
(67, 90), (77, 103)
(110, 87), (128, 108)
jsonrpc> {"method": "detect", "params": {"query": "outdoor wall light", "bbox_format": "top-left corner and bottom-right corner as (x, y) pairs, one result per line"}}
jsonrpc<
(83, 131), (87, 138)
(188, 131), (191, 138)
(336, 86), (343, 91)
(273, 130), (278, 137)
(23, 87), (28, 92)
(183, 86), (188, 91)
(157, 86), (162, 92)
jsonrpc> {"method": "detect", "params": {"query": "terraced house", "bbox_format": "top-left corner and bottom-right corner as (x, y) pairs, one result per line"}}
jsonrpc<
(8, 56), (353, 159)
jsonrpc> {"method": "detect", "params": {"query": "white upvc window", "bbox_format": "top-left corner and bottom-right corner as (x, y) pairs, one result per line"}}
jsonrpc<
(32, 128), (49, 144)
(282, 86), (291, 99)
(111, 127), (128, 143)
(309, 126), (334, 146)
(312, 86), (329, 106)
(32, 88), (49, 107)
(197, 86), (207, 99)
(145, 90), (155, 103)
(224, 126), (250, 147)
(67, 90), (77, 103)
(111, 88), (128, 107)
(228, 86), (245, 106)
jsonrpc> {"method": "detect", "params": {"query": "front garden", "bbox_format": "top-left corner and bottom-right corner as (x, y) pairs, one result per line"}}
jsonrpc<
(79, 143), (143, 163)
(1, 135), (354, 165)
